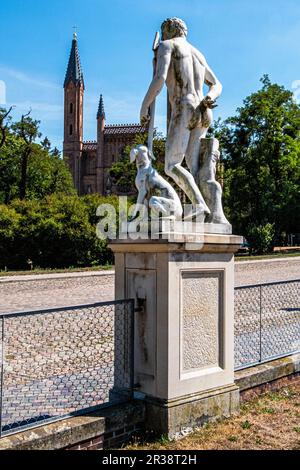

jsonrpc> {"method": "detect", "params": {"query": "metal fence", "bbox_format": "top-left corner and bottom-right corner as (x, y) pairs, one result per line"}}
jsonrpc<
(235, 279), (300, 370)
(1, 279), (299, 437)
(0, 299), (134, 437)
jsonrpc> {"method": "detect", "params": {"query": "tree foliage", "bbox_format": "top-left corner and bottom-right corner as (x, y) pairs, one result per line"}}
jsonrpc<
(216, 76), (300, 252)
(0, 194), (119, 270)
(0, 107), (75, 203)
(0, 106), (13, 149)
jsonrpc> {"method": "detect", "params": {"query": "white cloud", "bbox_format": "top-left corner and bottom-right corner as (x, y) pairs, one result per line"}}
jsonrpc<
(292, 80), (300, 104)
(8, 100), (63, 121)
(0, 66), (60, 90)
(0, 80), (6, 104)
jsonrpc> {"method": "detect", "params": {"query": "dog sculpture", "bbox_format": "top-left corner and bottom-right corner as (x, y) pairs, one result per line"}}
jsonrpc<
(129, 145), (183, 221)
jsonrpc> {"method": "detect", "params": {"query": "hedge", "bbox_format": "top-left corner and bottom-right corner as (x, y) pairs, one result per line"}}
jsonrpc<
(0, 194), (120, 270)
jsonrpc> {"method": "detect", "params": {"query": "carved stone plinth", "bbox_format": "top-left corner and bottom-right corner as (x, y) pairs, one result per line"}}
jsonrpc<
(109, 232), (242, 437)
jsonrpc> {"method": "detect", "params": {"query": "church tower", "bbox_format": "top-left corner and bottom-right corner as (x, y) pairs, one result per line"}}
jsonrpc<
(63, 32), (84, 193)
(96, 94), (106, 194)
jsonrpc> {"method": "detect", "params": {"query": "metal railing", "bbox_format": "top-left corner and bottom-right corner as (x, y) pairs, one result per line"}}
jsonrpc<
(234, 279), (300, 370)
(1, 280), (299, 437)
(0, 299), (134, 437)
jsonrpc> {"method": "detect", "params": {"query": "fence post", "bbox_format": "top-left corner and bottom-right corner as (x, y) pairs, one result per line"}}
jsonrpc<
(259, 285), (262, 364)
(130, 299), (135, 395)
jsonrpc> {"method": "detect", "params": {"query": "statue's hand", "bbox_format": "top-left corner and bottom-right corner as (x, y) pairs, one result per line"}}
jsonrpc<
(202, 96), (218, 110)
(188, 97), (215, 130)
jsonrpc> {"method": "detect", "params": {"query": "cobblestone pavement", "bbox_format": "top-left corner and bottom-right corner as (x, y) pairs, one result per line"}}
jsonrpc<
(0, 258), (299, 314)
(0, 273), (115, 314)
(1, 301), (133, 435)
(235, 257), (300, 287)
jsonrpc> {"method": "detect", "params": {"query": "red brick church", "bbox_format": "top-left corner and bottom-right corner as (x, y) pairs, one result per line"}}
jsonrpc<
(63, 33), (145, 195)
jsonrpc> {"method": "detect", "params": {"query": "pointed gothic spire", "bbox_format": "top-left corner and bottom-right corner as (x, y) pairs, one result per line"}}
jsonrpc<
(97, 94), (105, 119)
(64, 32), (84, 88)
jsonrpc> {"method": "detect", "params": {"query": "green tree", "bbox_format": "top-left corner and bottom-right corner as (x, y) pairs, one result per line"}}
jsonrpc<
(0, 106), (13, 149)
(0, 133), (23, 203)
(26, 144), (75, 199)
(0, 108), (75, 203)
(0, 194), (119, 270)
(11, 111), (42, 199)
(40, 136), (51, 151)
(217, 76), (300, 252)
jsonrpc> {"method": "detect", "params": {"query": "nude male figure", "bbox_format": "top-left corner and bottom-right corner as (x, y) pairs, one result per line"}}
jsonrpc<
(140, 17), (222, 220)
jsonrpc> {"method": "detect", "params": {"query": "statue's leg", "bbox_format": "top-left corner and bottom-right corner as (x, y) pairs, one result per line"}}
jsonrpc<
(165, 108), (210, 217)
(149, 196), (180, 219)
(185, 126), (209, 177)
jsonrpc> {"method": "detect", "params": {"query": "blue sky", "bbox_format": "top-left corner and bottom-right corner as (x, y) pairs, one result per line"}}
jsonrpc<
(1, 0), (300, 151)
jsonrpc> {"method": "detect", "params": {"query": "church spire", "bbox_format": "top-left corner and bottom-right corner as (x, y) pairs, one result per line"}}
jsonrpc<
(97, 94), (105, 119)
(64, 32), (84, 88)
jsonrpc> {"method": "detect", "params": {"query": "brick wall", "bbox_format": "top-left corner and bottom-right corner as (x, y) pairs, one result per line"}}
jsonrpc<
(65, 423), (142, 450)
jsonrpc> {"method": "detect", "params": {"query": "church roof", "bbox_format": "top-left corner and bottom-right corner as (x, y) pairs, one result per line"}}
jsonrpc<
(104, 124), (146, 135)
(64, 33), (84, 88)
(83, 141), (97, 151)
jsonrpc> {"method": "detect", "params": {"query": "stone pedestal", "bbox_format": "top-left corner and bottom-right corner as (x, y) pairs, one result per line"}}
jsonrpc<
(109, 233), (243, 438)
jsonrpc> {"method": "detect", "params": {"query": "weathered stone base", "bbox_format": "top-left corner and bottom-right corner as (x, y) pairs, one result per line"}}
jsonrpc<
(239, 372), (300, 403)
(144, 384), (240, 439)
(236, 353), (300, 403)
(0, 401), (144, 451)
(123, 220), (232, 239)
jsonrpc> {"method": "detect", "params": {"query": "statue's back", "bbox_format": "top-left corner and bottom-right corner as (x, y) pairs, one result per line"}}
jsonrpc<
(166, 38), (205, 105)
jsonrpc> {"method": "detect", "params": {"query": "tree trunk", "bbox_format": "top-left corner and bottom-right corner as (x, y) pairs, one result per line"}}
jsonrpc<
(19, 147), (30, 200)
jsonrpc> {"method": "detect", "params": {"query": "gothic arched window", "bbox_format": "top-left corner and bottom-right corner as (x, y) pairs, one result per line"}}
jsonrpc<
(70, 103), (73, 114)
(70, 124), (73, 136)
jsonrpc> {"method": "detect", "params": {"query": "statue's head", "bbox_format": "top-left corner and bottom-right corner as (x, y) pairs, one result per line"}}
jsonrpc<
(130, 145), (155, 167)
(161, 17), (188, 40)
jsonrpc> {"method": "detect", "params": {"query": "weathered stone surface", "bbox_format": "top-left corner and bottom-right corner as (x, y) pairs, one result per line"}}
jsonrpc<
(110, 235), (241, 437)
(182, 272), (220, 370)
(235, 353), (300, 392)
(145, 384), (240, 439)
(110, 233), (243, 253)
(0, 401), (144, 450)
(0, 414), (106, 451)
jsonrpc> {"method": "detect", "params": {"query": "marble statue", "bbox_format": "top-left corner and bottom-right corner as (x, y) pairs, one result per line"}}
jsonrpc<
(129, 145), (183, 221)
(111, 22), (239, 442)
(140, 17), (229, 226)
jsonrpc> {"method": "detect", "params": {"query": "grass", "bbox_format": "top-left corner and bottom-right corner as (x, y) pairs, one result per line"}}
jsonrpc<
(125, 381), (300, 450)
(241, 420), (252, 429)
(0, 265), (114, 277)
